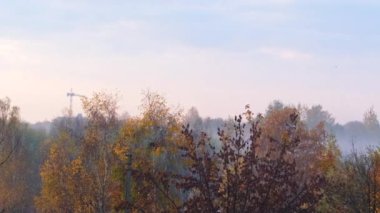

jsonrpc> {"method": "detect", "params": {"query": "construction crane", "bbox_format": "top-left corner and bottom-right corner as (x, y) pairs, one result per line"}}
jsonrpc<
(67, 89), (86, 116)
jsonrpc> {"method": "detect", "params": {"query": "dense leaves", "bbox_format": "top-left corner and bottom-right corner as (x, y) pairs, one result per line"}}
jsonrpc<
(1, 95), (380, 212)
(177, 107), (325, 213)
(0, 97), (21, 167)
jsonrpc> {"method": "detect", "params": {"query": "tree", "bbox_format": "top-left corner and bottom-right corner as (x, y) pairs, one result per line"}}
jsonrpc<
(316, 136), (346, 212)
(302, 105), (335, 133)
(0, 97), (25, 212)
(79, 92), (120, 212)
(36, 92), (119, 213)
(177, 106), (326, 212)
(0, 97), (21, 167)
(35, 133), (75, 212)
(183, 107), (203, 138)
(322, 147), (380, 213)
(364, 107), (380, 132)
(114, 91), (184, 212)
(265, 100), (284, 116)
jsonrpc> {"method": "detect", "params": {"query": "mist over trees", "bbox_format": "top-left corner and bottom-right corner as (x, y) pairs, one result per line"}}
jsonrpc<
(0, 93), (380, 212)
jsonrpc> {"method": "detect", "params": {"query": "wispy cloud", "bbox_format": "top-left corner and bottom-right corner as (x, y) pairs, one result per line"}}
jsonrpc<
(1, 0), (380, 124)
(0, 39), (44, 65)
(259, 47), (313, 60)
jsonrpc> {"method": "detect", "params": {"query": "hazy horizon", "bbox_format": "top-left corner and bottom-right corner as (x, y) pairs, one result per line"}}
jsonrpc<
(1, 0), (380, 123)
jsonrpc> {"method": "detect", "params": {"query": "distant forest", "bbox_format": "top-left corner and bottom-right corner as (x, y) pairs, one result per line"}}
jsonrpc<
(1, 91), (380, 212)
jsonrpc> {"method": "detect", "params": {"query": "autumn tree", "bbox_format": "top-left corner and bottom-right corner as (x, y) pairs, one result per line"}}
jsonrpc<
(302, 105), (335, 133)
(0, 97), (21, 167)
(321, 147), (380, 213)
(265, 100), (284, 116)
(114, 91), (185, 212)
(0, 124), (39, 212)
(0, 98), (51, 212)
(177, 106), (326, 212)
(75, 92), (120, 212)
(36, 92), (119, 212)
(364, 107), (380, 134)
(0, 98), (32, 212)
(316, 136), (346, 212)
(35, 132), (75, 212)
(183, 107), (203, 138)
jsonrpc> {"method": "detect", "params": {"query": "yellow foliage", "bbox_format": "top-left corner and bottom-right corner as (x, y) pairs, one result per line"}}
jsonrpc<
(35, 141), (72, 212)
(113, 92), (185, 211)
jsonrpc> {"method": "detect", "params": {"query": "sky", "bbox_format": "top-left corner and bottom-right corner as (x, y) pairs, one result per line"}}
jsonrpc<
(0, 0), (380, 123)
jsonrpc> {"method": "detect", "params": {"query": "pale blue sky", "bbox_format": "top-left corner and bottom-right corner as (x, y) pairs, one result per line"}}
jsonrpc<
(0, 0), (380, 123)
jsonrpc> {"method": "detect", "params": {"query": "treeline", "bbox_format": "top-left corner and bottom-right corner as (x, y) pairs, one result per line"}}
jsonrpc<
(0, 92), (380, 212)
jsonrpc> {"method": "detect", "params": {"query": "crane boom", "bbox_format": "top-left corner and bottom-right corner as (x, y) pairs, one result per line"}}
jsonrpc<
(67, 89), (86, 116)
